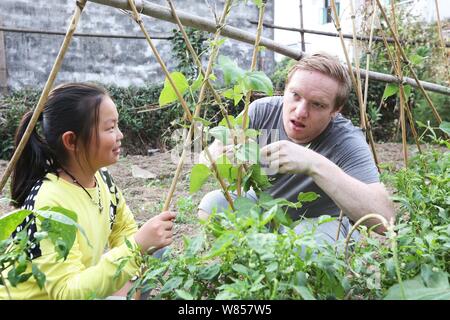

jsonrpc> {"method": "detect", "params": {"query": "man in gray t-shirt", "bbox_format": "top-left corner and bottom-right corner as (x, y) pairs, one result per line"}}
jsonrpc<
(198, 53), (394, 242)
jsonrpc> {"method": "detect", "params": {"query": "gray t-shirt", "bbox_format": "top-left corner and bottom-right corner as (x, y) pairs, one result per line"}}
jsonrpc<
(248, 96), (379, 220)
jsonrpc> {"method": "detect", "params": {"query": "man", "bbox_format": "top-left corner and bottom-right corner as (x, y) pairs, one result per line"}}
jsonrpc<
(197, 53), (394, 243)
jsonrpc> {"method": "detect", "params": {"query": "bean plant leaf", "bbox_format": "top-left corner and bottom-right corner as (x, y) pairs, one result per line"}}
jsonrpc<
(0, 209), (33, 241)
(190, 164), (212, 193)
(191, 73), (204, 92)
(159, 71), (189, 106)
(208, 126), (232, 145)
(382, 83), (399, 100)
(439, 121), (450, 135)
(36, 206), (90, 260)
(198, 263), (221, 280)
(384, 274), (450, 300)
(403, 85), (412, 98)
(217, 55), (245, 86)
(32, 264), (46, 289)
(297, 192), (320, 204)
(242, 71), (274, 96)
(175, 289), (194, 300)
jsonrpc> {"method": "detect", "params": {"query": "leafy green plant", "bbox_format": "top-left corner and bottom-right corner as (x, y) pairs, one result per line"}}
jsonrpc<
(0, 207), (84, 298)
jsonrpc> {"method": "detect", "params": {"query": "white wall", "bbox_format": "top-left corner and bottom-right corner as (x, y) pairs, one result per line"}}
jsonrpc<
(274, 0), (450, 62)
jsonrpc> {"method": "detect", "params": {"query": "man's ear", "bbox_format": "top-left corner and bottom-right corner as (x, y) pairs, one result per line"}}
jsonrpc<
(61, 131), (77, 152)
(331, 105), (343, 118)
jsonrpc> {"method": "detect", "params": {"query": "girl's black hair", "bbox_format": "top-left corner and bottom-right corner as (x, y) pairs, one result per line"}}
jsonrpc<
(11, 82), (107, 208)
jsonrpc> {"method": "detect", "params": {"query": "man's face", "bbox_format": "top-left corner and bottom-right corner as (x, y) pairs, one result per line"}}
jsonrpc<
(282, 70), (341, 144)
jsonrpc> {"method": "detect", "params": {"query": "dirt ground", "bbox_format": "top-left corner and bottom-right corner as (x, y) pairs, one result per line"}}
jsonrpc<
(0, 142), (428, 251)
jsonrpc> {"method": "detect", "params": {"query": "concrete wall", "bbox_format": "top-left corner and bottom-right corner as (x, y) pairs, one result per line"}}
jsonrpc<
(0, 0), (274, 91)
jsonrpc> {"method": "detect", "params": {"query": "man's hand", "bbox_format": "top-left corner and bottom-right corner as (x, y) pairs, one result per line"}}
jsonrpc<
(260, 140), (318, 175)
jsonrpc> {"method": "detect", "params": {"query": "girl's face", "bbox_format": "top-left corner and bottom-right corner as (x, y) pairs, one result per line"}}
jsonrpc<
(88, 95), (123, 170)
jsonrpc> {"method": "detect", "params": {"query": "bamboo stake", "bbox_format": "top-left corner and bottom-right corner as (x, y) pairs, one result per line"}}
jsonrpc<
(237, 1), (266, 196)
(378, 26), (422, 154)
(127, 0), (193, 122)
(165, 0), (233, 131)
(349, 0), (364, 129)
(330, 0), (380, 169)
(434, 0), (450, 85)
(375, 0), (443, 124)
(362, 2), (377, 118)
(391, 1), (408, 167)
(89, 0), (450, 96)
(0, 0), (88, 194)
(159, 0), (235, 211)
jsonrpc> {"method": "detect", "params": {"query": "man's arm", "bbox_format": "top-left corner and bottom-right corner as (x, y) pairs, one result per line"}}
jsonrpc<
(260, 141), (395, 233)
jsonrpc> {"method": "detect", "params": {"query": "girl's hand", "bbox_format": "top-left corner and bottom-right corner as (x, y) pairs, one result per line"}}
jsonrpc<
(134, 211), (176, 253)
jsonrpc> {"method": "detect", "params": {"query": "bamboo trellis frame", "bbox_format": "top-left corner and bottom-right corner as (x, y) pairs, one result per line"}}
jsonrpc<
(88, 0), (450, 96)
(0, 0), (448, 199)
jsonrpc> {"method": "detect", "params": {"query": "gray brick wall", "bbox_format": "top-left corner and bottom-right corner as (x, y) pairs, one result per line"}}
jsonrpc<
(0, 0), (274, 91)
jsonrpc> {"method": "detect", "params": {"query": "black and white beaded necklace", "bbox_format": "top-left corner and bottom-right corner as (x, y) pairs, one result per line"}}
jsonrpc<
(60, 167), (103, 214)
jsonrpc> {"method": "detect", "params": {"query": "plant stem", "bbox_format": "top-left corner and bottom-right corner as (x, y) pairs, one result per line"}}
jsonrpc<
(362, 2), (377, 115)
(434, 0), (450, 86)
(0, 0), (88, 194)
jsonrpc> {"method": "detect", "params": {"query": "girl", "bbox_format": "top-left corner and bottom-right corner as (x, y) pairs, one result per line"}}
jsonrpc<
(0, 82), (175, 299)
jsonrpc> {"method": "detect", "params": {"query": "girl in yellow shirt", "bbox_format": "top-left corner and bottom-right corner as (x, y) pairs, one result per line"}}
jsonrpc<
(1, 82), (175, 299)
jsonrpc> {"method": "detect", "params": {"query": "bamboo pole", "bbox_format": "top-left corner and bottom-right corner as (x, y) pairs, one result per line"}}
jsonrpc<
(247, 20), (450, 48)
(391, 1), (408, 167)
(165, 0), (233, 131)
(88, 0), (450, 96)
(375, 0), (443, 124)
(0, 0), (88, 194)
(330, 0), (380, 168)
(126, 0), (193, 122)
(158, 0), (235, 211)
(434, 0), (450, 85)
(348, 0), (364, 129)
(362, 2), (377, 116)
(378, 27), (422, 155)
(237, 1), (266, 196)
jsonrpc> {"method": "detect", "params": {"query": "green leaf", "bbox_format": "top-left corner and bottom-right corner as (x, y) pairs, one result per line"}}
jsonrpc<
(216, 155), (233, 181)
(245, 129), (260, 138)
(219, 115), (237, 128)
(403, 85), (412, 98)
(208, 126), (231, 144)
(409, 54), (424, 65)
(297, 192), (320, 203)
(160, 276), (183, 294)
(232, 263), (249, 276)
(234, 196), (256, 213)
(236, 140), (259, 164)
(193, 116), (212, 127)
(32, 264), (46, 290)
(293, 285), (316, 300)
(189, 164), (211, 193)
(159, 71), (189, 106)
(175, 289), (194, 300)
(253, 0), (264, 8)
(185, 235), (205, 257)
(207, 233), (235, 258)
(384, 274), (450, 300)
(198, 263), (221, 280)
(382, 83), (399, 100)
(190, 73), (204, 92)
(242, 71), (274, 95)
(439, 121), (450, 135)
(36, 206), (89, 260)
(217, 56), (245, 86)
(0, 209), (33, 241)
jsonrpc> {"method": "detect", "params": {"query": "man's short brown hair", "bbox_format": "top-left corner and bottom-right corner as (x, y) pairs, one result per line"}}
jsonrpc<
(286, 53), (352, 110)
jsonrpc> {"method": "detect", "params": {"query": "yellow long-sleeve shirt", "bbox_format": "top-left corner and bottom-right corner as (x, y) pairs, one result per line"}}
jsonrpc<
(0, 169), (140, 300)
